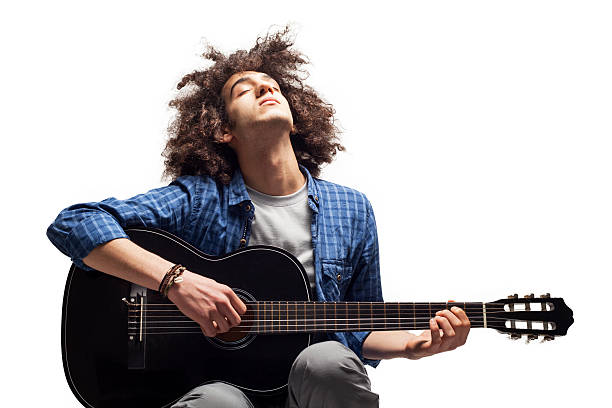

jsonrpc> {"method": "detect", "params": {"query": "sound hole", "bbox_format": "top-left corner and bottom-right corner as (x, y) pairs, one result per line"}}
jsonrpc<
(206, 289), (256, 350)
(216, 328), (250, 343)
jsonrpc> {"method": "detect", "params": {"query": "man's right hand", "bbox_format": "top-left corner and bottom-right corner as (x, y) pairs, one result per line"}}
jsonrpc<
(167, 270), (247, 337)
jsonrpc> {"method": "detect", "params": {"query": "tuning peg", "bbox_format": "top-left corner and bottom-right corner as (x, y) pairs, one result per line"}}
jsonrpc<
(524, 293), (535, 299)
(540, 293), (551, 298)
(508, 294), (518, 299)
(527, 334), (538, 341)
(509, 333), (521, 340)
(542, 335), (555, 342)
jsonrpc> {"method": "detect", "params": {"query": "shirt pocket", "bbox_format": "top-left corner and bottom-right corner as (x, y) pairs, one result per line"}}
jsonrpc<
(321, 259), (353, 301)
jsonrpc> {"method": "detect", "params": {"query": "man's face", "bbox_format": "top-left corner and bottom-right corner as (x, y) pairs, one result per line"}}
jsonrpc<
(221, 71), (293, 141)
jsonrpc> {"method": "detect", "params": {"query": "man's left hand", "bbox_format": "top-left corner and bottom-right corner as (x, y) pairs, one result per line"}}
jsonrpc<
(403, 306), (470, 359)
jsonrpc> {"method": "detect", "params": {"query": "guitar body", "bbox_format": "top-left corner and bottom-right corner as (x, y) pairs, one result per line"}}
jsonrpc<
(61, 228), (312, 408)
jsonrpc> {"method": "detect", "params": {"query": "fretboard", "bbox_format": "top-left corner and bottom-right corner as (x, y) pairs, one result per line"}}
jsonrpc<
(241, 301), (500, 333)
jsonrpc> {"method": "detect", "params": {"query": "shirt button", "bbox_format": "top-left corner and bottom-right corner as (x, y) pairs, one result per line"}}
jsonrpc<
(245, 205), (251, 211)
(314, 196), (319, 202)
(336, 274), (342, 282)
(240, 238), (246, 245)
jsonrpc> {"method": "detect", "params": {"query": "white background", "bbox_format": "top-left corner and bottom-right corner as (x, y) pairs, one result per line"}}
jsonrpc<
(2, 1), (610, 406)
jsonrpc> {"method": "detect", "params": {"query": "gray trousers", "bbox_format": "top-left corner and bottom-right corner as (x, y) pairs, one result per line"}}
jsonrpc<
(171, 341), (379, 408)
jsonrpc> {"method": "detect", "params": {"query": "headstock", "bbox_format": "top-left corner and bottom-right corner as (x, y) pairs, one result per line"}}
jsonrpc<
(486, 293), (574, 342)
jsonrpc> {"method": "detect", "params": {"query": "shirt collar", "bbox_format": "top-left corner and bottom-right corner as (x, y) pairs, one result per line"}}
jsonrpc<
(228, 168), (251, 206)
(228, 165), (321, 212)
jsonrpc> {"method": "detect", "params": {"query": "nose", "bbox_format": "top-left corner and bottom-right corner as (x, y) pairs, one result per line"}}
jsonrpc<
(256, 80), (275, 97)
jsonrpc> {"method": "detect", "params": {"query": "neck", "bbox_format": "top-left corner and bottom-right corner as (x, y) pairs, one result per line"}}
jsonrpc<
(234, 133), (305, 196)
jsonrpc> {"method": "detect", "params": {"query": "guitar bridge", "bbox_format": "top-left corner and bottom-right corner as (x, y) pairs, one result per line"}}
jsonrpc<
(124, 284), (147, 369)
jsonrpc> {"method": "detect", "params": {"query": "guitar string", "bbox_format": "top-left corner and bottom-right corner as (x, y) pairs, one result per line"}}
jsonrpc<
(125, 318), (528, 332)
(128, 306), (508, 311)
(126, 316), (514, 323)
(127, 302), (512, 307)
(126, 320), (551, 335)
(126, 317), (552, 333)
(126, 319), (496, 328)
(127, 309), (509, 315)
(127, 324), (553, 335)
(126, 315), (522, 322)
(126, 312), (513, 319)
(126, 314), (515, 321)
(126, 318), (494, 331)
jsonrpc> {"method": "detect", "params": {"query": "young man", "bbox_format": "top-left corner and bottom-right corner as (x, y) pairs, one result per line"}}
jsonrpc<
(48, 27), (470, 408)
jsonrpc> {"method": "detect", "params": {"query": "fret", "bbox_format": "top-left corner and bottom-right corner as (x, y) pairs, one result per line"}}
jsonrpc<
(357, 302), (361, 331)
(344, 302), (348, 331)
(323, 302), (326, 331)
(383, 302), (387, 330)
(257, 303), (261, 333)
(286, 301), (289, 333)
(264, 302), (267, 334)
(370, 302), (373, 331)
(334, 302), (337, 332)
(397, 302), (400, 329)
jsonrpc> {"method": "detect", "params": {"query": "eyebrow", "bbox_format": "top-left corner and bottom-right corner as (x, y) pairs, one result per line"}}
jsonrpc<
(228, 73), (276, 98)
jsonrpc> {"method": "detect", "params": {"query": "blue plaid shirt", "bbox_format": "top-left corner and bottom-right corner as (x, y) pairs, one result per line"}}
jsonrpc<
(47, 166), (383, 367)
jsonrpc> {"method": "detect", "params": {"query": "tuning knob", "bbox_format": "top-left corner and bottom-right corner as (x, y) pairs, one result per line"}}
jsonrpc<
(508, 294), (518, 299)
(540, 293), (551, 298)
(524, 293), (535, 299)
(542, 335), (555, 342)
(509, 333), (521, 340)
(527, 334), (538, 341)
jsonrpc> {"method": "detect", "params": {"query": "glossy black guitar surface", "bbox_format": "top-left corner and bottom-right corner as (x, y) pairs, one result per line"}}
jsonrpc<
(62, 228), (312, 408)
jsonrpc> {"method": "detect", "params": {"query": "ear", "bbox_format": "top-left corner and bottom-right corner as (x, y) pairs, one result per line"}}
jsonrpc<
(217, 128), (234, 144)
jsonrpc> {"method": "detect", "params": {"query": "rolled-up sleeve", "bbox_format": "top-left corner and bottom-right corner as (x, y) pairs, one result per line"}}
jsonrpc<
(345, 198), (383, 368)
(47, 177), (198, 270)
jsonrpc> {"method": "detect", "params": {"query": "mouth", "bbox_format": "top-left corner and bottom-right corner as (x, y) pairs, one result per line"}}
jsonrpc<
(260, 98), (280, 106)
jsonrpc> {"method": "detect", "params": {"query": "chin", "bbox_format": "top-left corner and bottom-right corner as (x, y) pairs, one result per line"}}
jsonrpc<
(253, 114), (293, 133)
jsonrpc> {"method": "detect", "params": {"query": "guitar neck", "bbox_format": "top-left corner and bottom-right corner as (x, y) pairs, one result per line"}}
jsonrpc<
(238, 301), (497, 334)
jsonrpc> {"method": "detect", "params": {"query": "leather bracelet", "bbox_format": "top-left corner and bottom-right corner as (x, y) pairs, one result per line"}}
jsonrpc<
(158, 264), (184, 295)
(162, 266), (185, 298)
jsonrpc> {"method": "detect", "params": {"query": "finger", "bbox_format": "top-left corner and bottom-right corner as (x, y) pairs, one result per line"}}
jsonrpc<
(450, 307), (470, 346)
(200, 321), (217, 337)
(212, 311), (230, 333)
(227, 289), (248, 315)
(434, 316), (456, 338)
(429, 318), (442, 345)
(451, 306), (471, 327)
(436, 309), (462, 327)
(219, 302), (242, 326)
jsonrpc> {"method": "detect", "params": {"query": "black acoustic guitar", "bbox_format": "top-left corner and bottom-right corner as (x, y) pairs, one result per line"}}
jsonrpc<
(61, 228), (574, 408)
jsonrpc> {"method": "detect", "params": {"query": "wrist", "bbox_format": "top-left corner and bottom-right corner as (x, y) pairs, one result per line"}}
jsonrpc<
(159, 264), (186, 299)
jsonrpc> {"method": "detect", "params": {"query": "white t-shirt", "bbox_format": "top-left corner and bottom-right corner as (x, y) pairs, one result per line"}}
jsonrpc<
(246, 182), (314, 289)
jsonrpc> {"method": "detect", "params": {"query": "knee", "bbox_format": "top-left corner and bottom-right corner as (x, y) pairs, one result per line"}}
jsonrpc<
(171, 382), (253, 408)
(290, 341), (369, 389)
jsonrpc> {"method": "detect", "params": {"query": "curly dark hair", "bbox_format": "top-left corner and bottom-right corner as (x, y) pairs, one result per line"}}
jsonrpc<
(163, 25), (344, 184)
